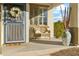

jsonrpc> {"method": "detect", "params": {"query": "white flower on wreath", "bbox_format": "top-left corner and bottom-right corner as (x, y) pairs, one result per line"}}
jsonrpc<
(10, 7), (21, 18)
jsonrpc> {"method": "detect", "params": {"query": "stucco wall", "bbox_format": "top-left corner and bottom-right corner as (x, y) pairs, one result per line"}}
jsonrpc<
(70, 3), (78, 27)
(69, 3), (78, 45)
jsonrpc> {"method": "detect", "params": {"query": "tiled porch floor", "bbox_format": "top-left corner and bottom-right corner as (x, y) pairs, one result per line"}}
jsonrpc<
(2, 39), (75, 56)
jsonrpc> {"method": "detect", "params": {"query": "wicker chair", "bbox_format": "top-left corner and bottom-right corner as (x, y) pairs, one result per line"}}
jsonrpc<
(29, 26), (41, 40)
(39, 25), (50, 39)
(29, 25), (50, 40)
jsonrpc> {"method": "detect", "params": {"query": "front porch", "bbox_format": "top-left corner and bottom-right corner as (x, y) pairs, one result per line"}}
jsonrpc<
(2, 38), (74, 56)
(0, 3), (79, 48)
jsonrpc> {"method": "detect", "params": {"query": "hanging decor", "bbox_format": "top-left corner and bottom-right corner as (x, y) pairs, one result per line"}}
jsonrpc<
(60, 4), (72, 46)
(10, 7), (21, 18)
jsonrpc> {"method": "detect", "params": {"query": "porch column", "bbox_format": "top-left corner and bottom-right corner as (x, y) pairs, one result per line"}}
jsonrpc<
(25, 3), (30, 43)
(0, 4), (1, 45)
(48, 4), (54, 40)
(77, 3), (79, 46)
(1, 4), (4, 46)
(70, 3), (79, 46)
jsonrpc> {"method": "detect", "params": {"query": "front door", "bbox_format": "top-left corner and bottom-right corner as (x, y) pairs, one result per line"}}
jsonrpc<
(4, 4), (26, 43)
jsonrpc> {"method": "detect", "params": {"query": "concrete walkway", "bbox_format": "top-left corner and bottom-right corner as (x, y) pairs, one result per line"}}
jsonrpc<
(2, 39), (74, 56)
(0, 47), (2, 55)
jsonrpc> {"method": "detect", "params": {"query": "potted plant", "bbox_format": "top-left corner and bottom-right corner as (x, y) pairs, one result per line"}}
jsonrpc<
(62, 29), (71, 46)
(60, 4), (72, 46)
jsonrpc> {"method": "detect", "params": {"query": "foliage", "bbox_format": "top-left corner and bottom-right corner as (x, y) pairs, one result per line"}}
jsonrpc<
(54, 21), (64, 38)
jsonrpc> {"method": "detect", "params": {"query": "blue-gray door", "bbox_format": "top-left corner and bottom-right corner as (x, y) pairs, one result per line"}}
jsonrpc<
(4, 4), (26, 43)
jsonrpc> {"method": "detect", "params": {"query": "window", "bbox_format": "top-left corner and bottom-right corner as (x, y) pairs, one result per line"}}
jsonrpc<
(43, 9), (47, 25)
(34, 17), (38, 25)
(30, 7), (48, 25)
(39, 17), (42, 24)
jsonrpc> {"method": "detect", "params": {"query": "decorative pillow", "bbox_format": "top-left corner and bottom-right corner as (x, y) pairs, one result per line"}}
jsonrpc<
(40, 26), (48, 33)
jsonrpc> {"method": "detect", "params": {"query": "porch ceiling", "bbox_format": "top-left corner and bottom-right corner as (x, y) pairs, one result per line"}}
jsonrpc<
(34, 3), (63, 7)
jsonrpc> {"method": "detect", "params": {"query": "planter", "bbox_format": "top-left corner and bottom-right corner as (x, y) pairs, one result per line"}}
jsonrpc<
(62, 29), (71, 46)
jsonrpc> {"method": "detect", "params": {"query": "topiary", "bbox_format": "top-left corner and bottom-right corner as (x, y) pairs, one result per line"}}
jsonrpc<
(54, 21), (64, 38)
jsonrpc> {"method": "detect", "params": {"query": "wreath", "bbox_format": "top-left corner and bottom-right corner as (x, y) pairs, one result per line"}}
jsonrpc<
(10, 7), (21, 18)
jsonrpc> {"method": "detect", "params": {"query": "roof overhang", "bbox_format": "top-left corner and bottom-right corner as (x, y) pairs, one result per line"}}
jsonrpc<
(33, 3), (62, 7)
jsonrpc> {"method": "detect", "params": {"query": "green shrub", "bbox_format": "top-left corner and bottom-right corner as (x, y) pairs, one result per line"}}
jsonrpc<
(54, 21), (64, 38)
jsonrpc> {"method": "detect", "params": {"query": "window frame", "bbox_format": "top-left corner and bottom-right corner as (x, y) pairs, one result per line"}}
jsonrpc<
(30, 6), (48, 25)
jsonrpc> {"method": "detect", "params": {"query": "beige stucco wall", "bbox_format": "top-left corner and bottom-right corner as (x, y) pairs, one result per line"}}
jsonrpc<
(70, 3), (78, 27)
(69, 3), (79, 45)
